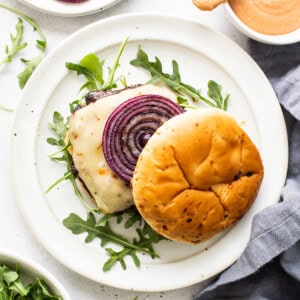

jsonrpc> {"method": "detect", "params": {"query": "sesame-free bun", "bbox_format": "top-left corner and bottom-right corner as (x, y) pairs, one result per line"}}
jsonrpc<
(132, 109), (264, 244)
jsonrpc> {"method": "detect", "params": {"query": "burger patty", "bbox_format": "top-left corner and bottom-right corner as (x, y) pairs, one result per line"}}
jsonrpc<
(68, 84), (178, 214)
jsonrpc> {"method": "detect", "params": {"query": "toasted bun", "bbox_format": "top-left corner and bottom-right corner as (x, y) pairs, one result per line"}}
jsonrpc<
(132, 109), (264, 244)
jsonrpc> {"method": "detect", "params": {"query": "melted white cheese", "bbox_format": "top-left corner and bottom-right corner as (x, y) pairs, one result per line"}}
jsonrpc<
(69, 84), (178, 213)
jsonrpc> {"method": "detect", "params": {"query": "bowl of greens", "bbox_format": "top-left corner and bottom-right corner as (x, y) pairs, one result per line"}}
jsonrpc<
(0, 249), (70, 299)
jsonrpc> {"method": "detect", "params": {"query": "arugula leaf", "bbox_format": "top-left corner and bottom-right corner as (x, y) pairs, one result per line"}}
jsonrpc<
(103, 248), (139, 271)
(1, 267), (27, 297)
(48, 111), (68, 145)
(0, 18), (27, 66)
(130, 48), (230, 110)
(80, 53), (104, 82)
(0, 3), (47, 89)
(26, 278), (62, 299)
(18, 54), (42, 89)
(124, 209), (142, 229)
(96, 212), (121, 227)
(63, 212), (153, 253)
(176, 96), (197, 110)
(63, 209), (164, 271)
(65, 58), (103, 91)
(102, 37), (128, 90)
(207, 80), (229, 110)
(0, 264), (61, 299)
(46, 111), (94, 211)
(65, 37), (128, 94)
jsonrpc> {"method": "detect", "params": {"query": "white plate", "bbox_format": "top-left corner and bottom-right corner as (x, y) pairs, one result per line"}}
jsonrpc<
(0, 249), (71, 299)
(11, 13), (288, 291)
(18, 0), (121, 17)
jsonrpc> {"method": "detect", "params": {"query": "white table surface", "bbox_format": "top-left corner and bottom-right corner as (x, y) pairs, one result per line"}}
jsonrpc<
(0, 0), (248, 299)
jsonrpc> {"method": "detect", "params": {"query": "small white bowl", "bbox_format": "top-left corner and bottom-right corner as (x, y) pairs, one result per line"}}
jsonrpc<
(224, 2), (300, 45)
(0, 249), (71, 300)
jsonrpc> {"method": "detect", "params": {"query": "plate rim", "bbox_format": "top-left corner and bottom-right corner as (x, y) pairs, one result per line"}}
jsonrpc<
(11, 12), (289, 291)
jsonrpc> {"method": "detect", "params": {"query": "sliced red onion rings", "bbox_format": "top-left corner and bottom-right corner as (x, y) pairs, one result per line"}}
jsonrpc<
(102, 94), (184, 183)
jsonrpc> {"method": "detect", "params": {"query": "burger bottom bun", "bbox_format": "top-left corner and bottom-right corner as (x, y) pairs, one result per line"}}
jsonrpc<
(132, 109), (264, 244)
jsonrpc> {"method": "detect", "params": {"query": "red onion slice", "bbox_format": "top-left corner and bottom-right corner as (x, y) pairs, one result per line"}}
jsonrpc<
(103, 94), (184, 183)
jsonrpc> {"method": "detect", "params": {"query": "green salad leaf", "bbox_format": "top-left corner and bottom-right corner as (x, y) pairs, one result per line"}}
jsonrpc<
(46, 111), (94, 211)
(63, 208), (166, 272)
(0, 3), (47, 89)
(0, 264), (62, 299)
(65, 37), (128, 93)
(65, 55), (104, 91)
(0, 18), (27, 66)
(130, 48), (229, 110)
(18, 54), (43, 89)
(207, 79), (229, 110)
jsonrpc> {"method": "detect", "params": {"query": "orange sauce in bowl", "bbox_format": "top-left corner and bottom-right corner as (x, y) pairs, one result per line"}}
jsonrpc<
(228, 0), (300, 35)
(192, 0), (300, 35)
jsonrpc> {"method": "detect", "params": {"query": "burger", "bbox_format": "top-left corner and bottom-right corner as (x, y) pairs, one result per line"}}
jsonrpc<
(67, 84), (264, 244)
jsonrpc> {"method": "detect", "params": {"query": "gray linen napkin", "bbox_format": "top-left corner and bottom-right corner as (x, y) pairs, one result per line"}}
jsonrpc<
(197, 41), (300, 300)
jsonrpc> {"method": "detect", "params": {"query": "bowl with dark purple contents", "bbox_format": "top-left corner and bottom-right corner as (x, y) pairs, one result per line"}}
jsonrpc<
(18, 0), (122, 17)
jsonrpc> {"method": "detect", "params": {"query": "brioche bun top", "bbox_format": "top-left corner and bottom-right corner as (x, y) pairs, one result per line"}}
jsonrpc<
(132, 109), (264, 244)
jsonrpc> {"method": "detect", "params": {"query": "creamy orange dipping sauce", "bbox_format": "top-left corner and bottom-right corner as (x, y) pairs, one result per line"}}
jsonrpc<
(228, 0), (300, 35)
(193, 0), (300, 35)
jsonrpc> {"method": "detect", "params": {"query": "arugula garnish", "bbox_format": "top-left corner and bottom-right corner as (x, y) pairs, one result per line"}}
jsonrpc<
(130, 48), (229, 110)
(0, 264), (62, 299)
(63, 208), (166, 271)
(0, 3), (47, 89)
(46, 111), (94, 211)
(207, 80), (229, 110)
(176, 96), (197, 110)
(0, 18), (27, 66)
(18, 54), (43, 89)
(65, 37), (128, 93)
